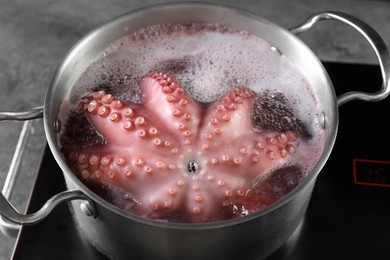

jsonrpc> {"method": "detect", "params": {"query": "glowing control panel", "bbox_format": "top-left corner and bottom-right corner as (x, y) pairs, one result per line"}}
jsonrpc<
(353, 159), (390, 187)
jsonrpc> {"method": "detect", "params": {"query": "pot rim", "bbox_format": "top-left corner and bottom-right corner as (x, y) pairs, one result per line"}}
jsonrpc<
(44, 1), (337, 230)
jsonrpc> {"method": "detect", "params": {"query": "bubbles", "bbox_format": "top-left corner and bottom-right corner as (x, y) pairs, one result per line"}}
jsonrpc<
(233, 205), (250, 217)
(60, 112), (106, 151)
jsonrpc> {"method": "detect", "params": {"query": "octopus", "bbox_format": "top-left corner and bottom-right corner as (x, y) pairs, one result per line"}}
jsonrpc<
(63, 72), (305, 223)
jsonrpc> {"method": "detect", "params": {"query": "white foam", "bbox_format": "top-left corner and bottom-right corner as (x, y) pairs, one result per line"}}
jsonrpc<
(73, 24), (317, 105)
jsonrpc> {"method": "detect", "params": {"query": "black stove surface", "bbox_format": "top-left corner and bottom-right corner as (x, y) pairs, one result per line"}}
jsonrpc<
(12, 62), (390, 260)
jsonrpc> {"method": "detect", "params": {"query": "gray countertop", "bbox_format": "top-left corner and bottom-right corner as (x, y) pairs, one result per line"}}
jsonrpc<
(0, 0), (389, 259)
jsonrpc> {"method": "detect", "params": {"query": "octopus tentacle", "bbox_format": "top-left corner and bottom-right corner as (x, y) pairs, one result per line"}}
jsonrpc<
(200, 87), (298, 180)
(199, 87), (257, 156)
(140, 72), (201, 146)
(79, 91), (180, 154)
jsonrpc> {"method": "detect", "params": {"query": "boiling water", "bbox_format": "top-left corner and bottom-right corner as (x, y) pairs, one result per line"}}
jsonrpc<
(59, 23), (325, 223)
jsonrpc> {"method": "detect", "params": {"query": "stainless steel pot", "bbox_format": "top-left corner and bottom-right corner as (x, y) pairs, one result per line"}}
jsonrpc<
(1, 3), (389, 260)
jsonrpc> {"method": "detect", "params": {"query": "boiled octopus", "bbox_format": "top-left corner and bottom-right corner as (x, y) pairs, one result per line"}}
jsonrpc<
(64, 72), (303, 223)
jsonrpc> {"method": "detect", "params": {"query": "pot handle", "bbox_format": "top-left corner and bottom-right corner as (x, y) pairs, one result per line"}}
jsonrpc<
(0, 110), (96, 237)
(0, 107), (44, 121)
(289, 12), (390, 106)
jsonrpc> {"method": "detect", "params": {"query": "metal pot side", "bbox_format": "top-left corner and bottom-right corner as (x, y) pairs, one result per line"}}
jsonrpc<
(66, 175), (316, 260)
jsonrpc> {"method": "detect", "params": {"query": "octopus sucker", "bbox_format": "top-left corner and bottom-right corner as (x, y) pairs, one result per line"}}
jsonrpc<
(89, 155), (100, 166)
(64, 72), (307, 223)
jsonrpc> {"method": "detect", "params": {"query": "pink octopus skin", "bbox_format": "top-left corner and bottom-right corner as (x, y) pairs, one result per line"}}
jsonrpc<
(66, 72), (298, 223)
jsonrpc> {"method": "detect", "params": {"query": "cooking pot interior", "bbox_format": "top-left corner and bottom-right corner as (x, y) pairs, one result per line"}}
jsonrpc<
(45, 2), (337, 222)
